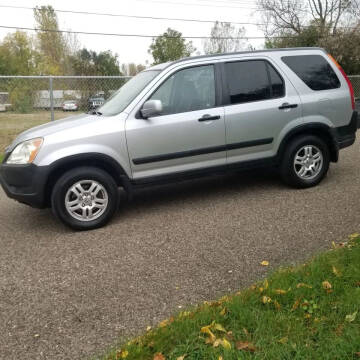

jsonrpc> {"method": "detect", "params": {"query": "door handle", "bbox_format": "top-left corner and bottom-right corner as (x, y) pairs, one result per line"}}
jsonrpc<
(279, 103), (298, 110)
(198, 114), (221, 122)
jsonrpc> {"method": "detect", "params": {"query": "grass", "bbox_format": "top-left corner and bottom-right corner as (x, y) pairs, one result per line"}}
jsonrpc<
(0, 110), (72, 151)
(102, 235), (360, 360)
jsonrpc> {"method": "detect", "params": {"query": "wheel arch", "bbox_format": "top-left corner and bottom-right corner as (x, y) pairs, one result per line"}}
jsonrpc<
(277, 123), (339, 164)
(44, 153), (131, 207)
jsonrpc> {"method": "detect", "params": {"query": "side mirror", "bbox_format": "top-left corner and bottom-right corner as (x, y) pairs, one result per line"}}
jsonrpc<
(141, 100), (163, 119)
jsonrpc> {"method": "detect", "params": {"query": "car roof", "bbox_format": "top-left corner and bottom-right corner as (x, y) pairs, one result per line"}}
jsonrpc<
(146, 47), (325, 71)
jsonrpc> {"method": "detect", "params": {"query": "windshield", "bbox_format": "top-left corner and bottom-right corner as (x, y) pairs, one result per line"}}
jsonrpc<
(98, 70), (160, 116)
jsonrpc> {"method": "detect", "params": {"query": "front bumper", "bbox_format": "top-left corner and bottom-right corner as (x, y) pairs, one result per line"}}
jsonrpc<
(0, 161), (49, 208)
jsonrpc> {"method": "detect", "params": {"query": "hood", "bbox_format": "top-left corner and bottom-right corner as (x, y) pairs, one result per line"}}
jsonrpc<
(8, 113), (100, 151)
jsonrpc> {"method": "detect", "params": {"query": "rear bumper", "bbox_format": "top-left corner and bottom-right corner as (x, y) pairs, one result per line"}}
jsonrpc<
(333, 110), (358, 150)
(0, 162), (49, 208)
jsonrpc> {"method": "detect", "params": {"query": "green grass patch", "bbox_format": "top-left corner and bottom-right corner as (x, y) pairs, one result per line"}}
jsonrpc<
(0, 153), (3, 163)
(0, 110), (71, 151)
(102, 235), (360, 360)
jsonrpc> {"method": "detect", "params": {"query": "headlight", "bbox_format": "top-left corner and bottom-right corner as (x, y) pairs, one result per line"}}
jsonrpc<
(6, 138), (43, 165)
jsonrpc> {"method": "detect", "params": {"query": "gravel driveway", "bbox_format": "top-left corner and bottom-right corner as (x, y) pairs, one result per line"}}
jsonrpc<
(0, 140), (360, 360)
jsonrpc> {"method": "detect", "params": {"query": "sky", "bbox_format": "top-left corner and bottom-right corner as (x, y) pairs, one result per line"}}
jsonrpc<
(0, 0), (265, 66)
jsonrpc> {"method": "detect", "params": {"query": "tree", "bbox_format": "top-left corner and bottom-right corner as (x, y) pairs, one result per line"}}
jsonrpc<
(149, 28), (196, 64)
(0, 31), (37, 75)
(257, 0), (360, 73)
(203, 22), (248, 54)
(121, 63), (146, 76)
(70, 48), (121, 76)
(257, 0), (353, 37)
(33, 5), (72, 74)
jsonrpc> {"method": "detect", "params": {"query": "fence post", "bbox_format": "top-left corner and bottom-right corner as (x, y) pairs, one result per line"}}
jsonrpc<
(49, 76), (54, 122)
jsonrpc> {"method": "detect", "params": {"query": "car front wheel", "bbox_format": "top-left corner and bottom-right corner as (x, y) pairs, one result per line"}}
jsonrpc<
(51, 167), (120, 230)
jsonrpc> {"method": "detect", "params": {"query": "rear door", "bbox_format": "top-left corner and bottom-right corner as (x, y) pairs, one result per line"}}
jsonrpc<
(222, 58), (302, 165)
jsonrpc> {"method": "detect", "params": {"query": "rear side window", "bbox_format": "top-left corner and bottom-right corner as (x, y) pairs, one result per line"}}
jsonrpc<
(224, 60), (284, 105)
(281, 55), (340, 91)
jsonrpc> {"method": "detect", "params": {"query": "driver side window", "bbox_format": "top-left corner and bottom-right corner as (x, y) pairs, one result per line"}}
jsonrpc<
(149, 65), (216, 116)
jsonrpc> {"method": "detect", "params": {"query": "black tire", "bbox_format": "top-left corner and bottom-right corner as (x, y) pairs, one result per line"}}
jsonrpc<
(51, 167), (120, 230)
(280, 135), (330, 188)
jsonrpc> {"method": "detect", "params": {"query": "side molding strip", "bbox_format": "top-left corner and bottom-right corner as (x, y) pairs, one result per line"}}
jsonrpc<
(132, 137), (273, 165)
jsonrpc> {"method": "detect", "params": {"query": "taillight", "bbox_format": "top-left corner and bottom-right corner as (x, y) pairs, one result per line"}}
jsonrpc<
(328, 54), (355, 110)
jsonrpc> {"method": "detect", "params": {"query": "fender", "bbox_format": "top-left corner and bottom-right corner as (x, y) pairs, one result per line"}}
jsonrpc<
(277, 123), (339, 163)
(44, 153), (133, 205)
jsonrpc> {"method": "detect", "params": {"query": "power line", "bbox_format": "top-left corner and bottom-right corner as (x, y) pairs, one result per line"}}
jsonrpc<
(0, 4), (356, 30)
(0, 4), (266, 26)
(0, 25), (298, 39)
(134, 0), (259, 9)
(0, 25), (346, 40)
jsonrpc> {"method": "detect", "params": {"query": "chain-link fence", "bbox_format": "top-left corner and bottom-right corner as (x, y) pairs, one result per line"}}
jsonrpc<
(0, 74), (359, 151)
(349, 75), (360, 100)
(0, 75), (131, 151)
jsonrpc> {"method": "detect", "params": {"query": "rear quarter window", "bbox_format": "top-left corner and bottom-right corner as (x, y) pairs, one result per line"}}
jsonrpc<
(281, 54), (340, 91)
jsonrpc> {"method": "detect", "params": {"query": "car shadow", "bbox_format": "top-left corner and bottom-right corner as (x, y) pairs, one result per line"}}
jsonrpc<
(120, 167), (283, 212)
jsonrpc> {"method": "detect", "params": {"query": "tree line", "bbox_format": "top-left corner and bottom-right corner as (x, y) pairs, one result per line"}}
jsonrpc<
(0, 6), (146, 76)
(0, 2), (360, 76)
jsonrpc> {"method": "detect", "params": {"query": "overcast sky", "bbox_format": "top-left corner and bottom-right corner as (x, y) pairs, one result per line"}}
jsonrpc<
(0, 0), (265, 65)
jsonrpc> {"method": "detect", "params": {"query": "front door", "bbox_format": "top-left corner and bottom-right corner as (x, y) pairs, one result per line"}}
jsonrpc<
(126, 64), (226, 179)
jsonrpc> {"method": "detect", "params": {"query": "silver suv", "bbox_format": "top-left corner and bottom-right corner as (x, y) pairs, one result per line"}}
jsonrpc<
(0, 48), (358, 230)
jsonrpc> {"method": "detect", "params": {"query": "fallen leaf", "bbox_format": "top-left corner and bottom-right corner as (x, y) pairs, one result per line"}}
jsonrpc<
(176, 356), (186, 360)
(221, 338), (232, 350)
(213, 323), (227, 333)
(159, 318), (173, 328)
(332, 266), (341, 277)
(355, 352), (360, 358)
(297, 283), (312, 289)
(322, 281), (332, 290)
(274, 300), (281, 310)
(262, 296), (272, 304)
(292, 299), (301, 310)
(218, 357), (223, 360)
(261, 261), (269, 266)
(345, 311), (358, 323)
(264, 279), (269, 289)
(278, 337), (288, 344)
(349, 233), (360, 239)
(335, 324), (344, 336)
(236, 341), (256, 352)
(116, 349), (129, 359)
(227, 331), (234, 341)
(220, 307), (227, 316)
(201, 325), (216, 344)
(213, 339), (221, 348)
(275, 289), (287, 295)
(146, 326), (152, 331)
(154, 353), (166, 360)
(219, 295), (231, 303)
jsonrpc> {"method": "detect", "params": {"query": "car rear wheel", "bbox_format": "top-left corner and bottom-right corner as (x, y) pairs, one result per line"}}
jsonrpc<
(280, 135), (330, 188)
(51, 167), (119, 230)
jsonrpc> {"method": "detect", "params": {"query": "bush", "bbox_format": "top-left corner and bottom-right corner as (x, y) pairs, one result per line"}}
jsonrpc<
(9, 86), (33, 113)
